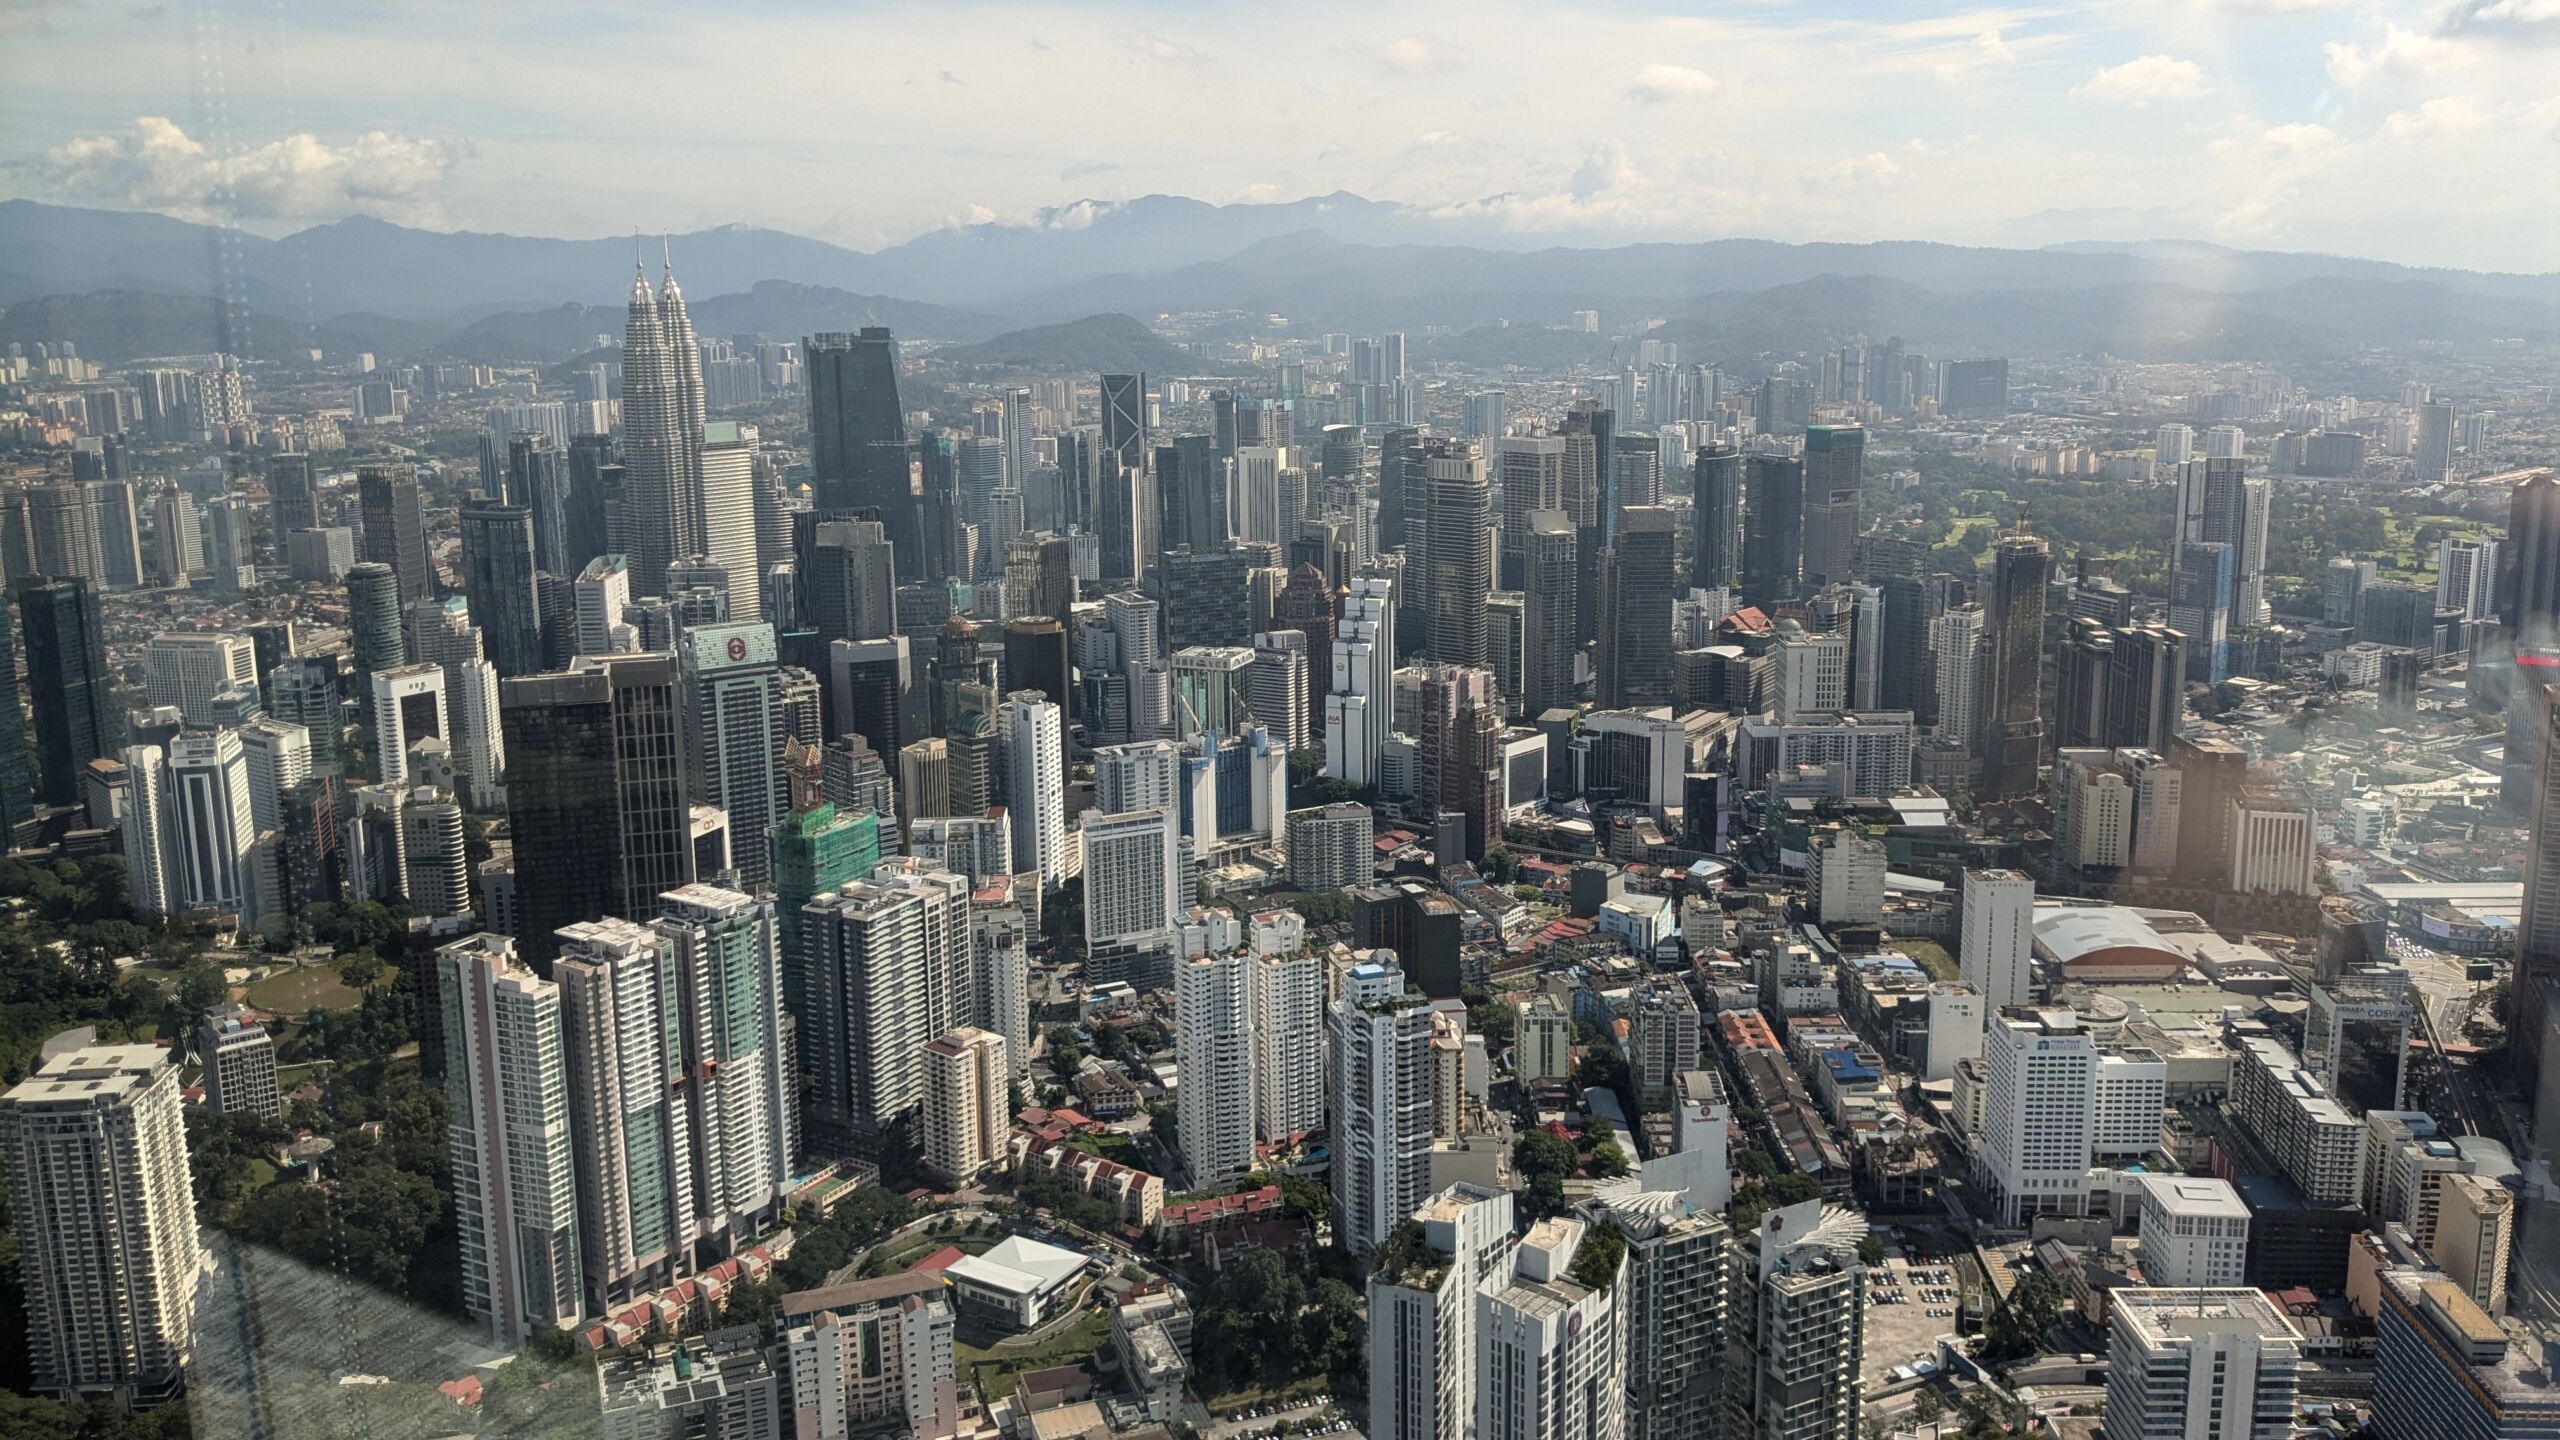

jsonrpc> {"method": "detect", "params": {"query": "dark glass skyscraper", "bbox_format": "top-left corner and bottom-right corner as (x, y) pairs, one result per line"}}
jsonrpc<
(459, 501), (544, 678)
(1800, 424), (1864, 590)
(507, 434), (573, 578)
(500, 655), (692, 974)
(16, 576), (115, 807)
(1742, 454), (1804, 609)
(267, 452), (316, 537)
(1979, 524), (2053, 799)
(1156, 434), (1228, 554)
(563, 433), (616, 577)
(806, 329), (912, 562)
(358, 463), (431, 606)
(346, 561), (407, 680)
(1691, 443), (1742, 591)
(0, 613), (34, 842)
(1600, 505), (1677, 709)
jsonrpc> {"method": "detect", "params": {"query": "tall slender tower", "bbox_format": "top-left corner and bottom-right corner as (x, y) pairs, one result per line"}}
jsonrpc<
(1979, 520), (2054, 799)
(620, 255), (706, 594)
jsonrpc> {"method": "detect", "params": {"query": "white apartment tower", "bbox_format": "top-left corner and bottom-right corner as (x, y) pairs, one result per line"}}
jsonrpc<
(920, 1027), (1009, 1186)
(1977, 1008), (2099, 1225)
(1326, 575), (1398, 784)
(0, 1041), (201, 1410)
(1477, 1216), (1626, 1440)
(437, 933), (582, 1348)
(1175, 951), (1257, 1189)
(1366, 1183), (1517, 1440)
(1251, 948), (1326, 1142)
(1330, 956), (1437, 1256)
(1000, 692), (1072, 889)
(555, 916), (695, 1312)
(656, 884), (792, 1248)
(1960, 868), (2036, 1014)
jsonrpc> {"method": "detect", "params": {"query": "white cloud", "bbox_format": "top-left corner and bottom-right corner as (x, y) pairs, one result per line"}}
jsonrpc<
(2439, 0), (2560, 44)
(2188, 0), (2345, 13)
(2323, 24), (2460, 87)
(1827, 151), (1905, 184)
(1627, 63), (1720, 105)
(1125, 29), (1210, 64)
(31, 116), (460, 225)
(1380, 36), (1463, 73)
(2076, 55), (2211, 104)
(2382, 94), (2494, 141)
(1933, 29), (2017, 86)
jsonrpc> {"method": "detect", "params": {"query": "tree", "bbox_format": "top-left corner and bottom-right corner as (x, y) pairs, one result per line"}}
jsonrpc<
(1586, 1138), (1630, 1179)
(1481, 846), (1517, 884)
(1858, 1235), (1887, 1267)
(1981, 1270), (2066, 1363)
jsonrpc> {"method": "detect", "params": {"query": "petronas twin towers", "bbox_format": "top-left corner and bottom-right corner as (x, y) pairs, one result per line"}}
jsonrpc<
(621, 253), (710, 598)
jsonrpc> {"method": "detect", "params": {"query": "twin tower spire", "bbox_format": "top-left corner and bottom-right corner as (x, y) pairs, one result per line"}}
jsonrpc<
(621, 239), (706, 594)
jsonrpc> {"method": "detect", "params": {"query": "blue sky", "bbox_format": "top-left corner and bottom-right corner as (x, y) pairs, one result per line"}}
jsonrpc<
(2, 0), (2554, 271)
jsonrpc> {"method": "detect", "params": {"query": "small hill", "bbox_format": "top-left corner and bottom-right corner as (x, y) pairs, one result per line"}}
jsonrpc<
(0, 290), (435, 364)
(439, 281), (1008, 362)
(935, 312), (1196, 375)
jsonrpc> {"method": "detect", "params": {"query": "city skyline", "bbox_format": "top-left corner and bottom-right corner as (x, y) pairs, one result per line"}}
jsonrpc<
(0, 2), (2554, 272)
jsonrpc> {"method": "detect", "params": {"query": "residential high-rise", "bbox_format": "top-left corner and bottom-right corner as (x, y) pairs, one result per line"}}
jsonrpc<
(2103, 1289), (2301, 1440)
(358, 463), (431, 606)
(1728, 1201), (1867, 1440)
(620, 259), (708, 594)
(656, 884), (792, 1247)
(1366, 1183), (1516, 1440)
(1325, 575), (1398, 784)
(25, 482), (104, 587)
(1979, 523), (2053, 798)
(1478, 1217), (1626, 1440)
(501, 655), (694, 973)
(1799, 425), (1864, 589)
(801, 860), (972, 1152)
(1175, 951), (1255, 1189)
(1691, 442), (1742, 592)
(554, 916), (693, 1311)
(1285, 802), (1373, 891)
(678, 622), (783, 894)
(16, 576), (115, 805)
(806, 329), (913, 562)
(0, 1040), (200, 1410)
(433, 935), (583, 1355)
(197, 1005), (281, 1119)
(920, 1027), (1009, 1186)
(1329, 957), (1436, 1257)
(780, 1272), (964, 1440)
(1599, 504), (1677, 710)
(1080, 805), (1187, 989)
(1245, 630), (1309, 752)
(459, 500), (545, 679)
(999, 692), (1070, 889)
(1598, 1186), (1730, 1440)
(1741, 454), (1803, 609)
(2107, 624), (2188, 752)
(1251, 948), (1325, 1142)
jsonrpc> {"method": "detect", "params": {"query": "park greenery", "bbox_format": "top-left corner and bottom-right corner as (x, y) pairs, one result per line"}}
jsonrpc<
(1187, 1249), (1365, 1402)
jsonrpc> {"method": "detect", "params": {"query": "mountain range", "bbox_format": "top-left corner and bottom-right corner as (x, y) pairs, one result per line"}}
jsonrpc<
(1, 195), (2553, 369)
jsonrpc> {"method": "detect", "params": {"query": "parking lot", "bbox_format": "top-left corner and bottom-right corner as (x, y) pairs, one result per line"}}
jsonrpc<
(1863, 1250), (1962, 1386)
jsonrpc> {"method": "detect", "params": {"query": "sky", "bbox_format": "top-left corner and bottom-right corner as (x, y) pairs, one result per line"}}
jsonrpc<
(1, 0), (2556, 273)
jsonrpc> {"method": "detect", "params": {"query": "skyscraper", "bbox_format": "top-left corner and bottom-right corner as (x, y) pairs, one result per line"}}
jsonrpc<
(807, 329), (912, 562)
(1416, 442), (1492, 667)
(801, 860), (972, 1151)
(1497, 436), (1565, 591)
(2415, 399), (2456, 484)
(2107, 624), (2189, 752)
(1000, 691), (1070, 889)
(347, 561), (407, 680)
(1728, 1202), (1867, 1440)
(1979, 524), (2053, 798)
(1741, 454), (1804, 609)
(357, 463), (431, 606)
(267, 451), (318, 537)
(679, 622), (782, 894)
(24, 482), (104, 588)
(655, 884), (792, 1248)
(16, 576), (115, 805)
(694, 420), (766, 622)
(501, 655), (694, 972)
(1691, 442), (1742, 592)
(1175, 951), (1256, 1190)
(1329, 956), (1435, 1257)
(1799, 425), (1864, 590)
(2054, 618), (2113, 754)
(1522, 511), (1579, 719)
(621, 258), (708, 595)
(0, 1040), (200, 1410)
(1599, 505), (1677, 709)
(920, 1027), (1010, 1186)
(459, 500), (545, 678)
(436, 933), (582, 1348)
(554, 916), (692, 1312)
(1326, 575), (1398, 785)
(168, 729), (262, 928)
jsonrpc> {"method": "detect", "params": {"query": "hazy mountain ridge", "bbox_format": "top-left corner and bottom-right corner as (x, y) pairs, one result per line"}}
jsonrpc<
(1, 196), (2551, 366)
